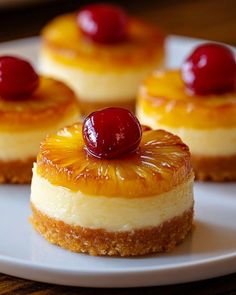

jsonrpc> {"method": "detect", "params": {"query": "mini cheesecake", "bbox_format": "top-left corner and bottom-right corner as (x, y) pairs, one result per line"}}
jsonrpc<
(0, 56), (80, 183)
(137, 44), (236, 181)
(30, 108), (194, 257)
(40, 4), (165, 115)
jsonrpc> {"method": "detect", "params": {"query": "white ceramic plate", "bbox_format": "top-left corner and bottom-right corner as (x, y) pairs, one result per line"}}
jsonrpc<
(0, 36), (235, 288)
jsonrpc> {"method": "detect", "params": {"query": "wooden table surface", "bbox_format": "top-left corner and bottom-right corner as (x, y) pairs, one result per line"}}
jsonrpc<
(0, 0), (235, 293)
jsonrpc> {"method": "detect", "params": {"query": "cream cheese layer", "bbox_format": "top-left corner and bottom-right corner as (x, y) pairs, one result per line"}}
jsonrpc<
(0, 113), (80, 161)
(137, 107), (236, 156)
(40, 50), (163, 102)
(31, 165), (194, 232)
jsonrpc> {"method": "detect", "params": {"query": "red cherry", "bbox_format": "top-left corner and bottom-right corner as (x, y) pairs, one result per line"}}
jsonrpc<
(83, 108), (142, 159)
(77, 4), (128, 44)
(0, 56), (39, 98)
(181, 43), (236, 95)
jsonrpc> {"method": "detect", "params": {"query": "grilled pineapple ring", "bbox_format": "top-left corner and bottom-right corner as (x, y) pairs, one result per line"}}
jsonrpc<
(37, 123), (192, 198)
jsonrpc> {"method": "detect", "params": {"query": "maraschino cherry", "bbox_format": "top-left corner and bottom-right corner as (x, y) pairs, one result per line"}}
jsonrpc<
(0, 56), (39, 98)
(77, 4), (128, 44)
(83, 107), (142, 159)
(181, 43), (236, 95)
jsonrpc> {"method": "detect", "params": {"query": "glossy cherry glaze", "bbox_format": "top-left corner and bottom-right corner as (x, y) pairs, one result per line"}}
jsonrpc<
(77, 4), (128, 44)
(181, 43), (236, 95)
(0, 56), (39, 98)
(83, 108), (142, 159)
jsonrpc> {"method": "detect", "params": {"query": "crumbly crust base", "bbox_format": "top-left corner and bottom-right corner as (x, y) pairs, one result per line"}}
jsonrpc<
(79, 99), (135, 117)
(31, 204), (193, 257)
(0, 158), (34, 184)
(192, 154), (236, 181)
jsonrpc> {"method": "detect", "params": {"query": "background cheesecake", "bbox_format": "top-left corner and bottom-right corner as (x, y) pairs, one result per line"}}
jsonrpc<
(137, 43), (236, 181)
(40, 4), (165, 115)
(0, 56), (80, 183)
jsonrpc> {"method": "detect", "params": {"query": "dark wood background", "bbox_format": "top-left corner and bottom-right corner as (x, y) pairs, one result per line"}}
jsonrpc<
(0, 0), (236, 293)
(1, 0), (236, 45)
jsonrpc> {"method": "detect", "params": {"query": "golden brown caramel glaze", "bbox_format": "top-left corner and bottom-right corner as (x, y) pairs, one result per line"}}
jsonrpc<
(37, 123), (193, 197)
(0, 77), (80, 132)
(137, 70), (236, 129)
(0, 158), (34, 183)
(31, 204), (193, 257)
(192, 154), (236, 181)
(41, 14), (165, 71)
(79, 98), (135, 116)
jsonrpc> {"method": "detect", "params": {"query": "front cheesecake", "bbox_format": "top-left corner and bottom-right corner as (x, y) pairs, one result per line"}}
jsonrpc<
(0, 56), (80, 183)
(40, 4), (165, 115)
(30, 108), (194, 256)
(137, 44), (236, 181)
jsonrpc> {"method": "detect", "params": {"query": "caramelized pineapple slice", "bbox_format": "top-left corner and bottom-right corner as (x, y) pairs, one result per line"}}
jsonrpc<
(37, 123), (192, 198)
(42, 13), (164, 70)
(0, 77), (80, 132)
(137, 70), (236, 129)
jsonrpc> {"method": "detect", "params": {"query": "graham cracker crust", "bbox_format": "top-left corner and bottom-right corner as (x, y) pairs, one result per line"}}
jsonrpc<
(79, 99), (135, 116)
(0, 158), (34, 184)
(192, 154), (236, 181)
(31, 204), (193, 257)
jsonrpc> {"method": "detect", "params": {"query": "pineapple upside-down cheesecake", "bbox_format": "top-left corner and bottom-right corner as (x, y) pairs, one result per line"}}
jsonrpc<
(40, 3), (165, 115)
(0, 55), (80, 183)
(30, 107), (194, 257)
(137, 43), (236, 181)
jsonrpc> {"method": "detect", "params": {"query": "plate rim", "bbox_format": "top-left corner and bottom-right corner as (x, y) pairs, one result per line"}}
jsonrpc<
(1, 252), (236, 287)
(1, 251), (236, 273)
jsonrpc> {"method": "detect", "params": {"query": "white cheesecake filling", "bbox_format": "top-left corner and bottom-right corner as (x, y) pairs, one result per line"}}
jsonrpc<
(31, 165), (194, 232)
(0, 113), (80, 161)
(40, 51), (163, 102)
(137, 107), (236, 157)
